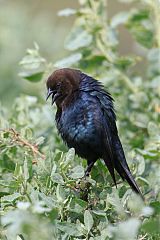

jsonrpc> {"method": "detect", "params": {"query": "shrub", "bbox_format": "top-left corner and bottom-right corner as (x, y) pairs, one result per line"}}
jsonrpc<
(1, 0), (160, 239)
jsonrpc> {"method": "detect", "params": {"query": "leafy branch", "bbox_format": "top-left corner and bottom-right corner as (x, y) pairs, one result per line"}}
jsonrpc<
(1, 128), (45, 163)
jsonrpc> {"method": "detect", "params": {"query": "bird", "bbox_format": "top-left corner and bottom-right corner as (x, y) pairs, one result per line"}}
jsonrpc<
(46, 68), (142, 196)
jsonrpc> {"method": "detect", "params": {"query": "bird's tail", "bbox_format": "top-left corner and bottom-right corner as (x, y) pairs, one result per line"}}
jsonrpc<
(115, 160), (143, 197)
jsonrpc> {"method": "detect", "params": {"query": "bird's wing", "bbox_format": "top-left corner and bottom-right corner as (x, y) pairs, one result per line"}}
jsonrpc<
(90, 90), (117, 186)
(79, 74), (142, 195)
(79, 75), (117, 184)
(90, 90), (142, 196)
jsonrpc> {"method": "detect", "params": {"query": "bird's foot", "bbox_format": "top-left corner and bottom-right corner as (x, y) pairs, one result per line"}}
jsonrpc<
(84, 161), (95, 178)
(76, 178), (91, 202)
(84, 169), (90, 179)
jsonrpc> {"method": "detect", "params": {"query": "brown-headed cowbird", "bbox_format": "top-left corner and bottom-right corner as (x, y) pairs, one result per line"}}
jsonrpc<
(46, 68), (142, 195)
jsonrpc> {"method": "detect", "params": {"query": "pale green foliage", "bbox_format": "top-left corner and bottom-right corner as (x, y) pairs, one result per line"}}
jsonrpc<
(1, 0), (160, 239)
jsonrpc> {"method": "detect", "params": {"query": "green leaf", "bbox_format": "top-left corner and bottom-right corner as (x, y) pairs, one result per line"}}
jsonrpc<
(54, 53), (82, 68)
(58, 8), (76, 17)
(23, 159), (29, 182)
(136, 176), (149, 185)
(79, 55), (106, 71)
(64, 148), (75, 166)
(149, 76), (160, 89)
(71, 198), (87, 213)
(56, 185), (66, 202)
(21, 127), (33, 139)
(107, 191), (125, 216)
(147, 122), (159, 137)
(150, 201), (160, 214)
(20, 56), (45, 69)
(142, 219), (160, 234)
(111, 12), (130, 28)
(19, 43), (46, 69)
(136, 155), (145, 175)
(92, 210), (106, 217)
(35, 136), (45, 146)
(1, 193), (21, 203)
(19, 71), (44, 82)
(14, 164), (23, 177)
(136, 149), (157, 158)
(38, 192), (57, 209)
(65, 27), (92, 50)
(126, 9), (154, 48)
(17, 235), (24, 240)
(51, 173), (64, 184)
(131, 113), (149, 128)
(114, 56), (137, 71)
(57, 222), (83, 237)
(69, 165), (84, 179)
(84, 210), (94, 233)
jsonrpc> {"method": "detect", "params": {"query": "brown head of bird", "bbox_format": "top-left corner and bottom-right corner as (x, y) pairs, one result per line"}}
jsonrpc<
(46, 68), (80, 108)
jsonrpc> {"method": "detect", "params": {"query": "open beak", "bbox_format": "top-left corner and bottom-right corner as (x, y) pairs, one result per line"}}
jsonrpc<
(46, 88), (55, 101)
(46, 88), (60, 105)
(51, 92), (60, 105)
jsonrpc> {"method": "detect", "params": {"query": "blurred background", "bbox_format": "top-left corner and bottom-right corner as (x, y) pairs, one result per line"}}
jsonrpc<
(0, 0), (144, 106)
(0, 0), (77, 105)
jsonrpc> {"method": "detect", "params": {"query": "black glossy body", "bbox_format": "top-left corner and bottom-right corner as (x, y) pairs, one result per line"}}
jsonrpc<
(46, 69), (142, 195)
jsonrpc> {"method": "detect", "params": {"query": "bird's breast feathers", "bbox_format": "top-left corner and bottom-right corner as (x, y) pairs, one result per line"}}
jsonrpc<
(56, 92), (102, 144)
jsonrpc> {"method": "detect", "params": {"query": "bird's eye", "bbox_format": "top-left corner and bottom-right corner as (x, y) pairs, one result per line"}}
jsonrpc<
(56, 82), (62, 90)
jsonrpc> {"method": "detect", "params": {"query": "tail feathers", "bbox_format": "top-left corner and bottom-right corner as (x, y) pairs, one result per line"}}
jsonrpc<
(115, 161), (143, 197)
(103, 156), (117, 187)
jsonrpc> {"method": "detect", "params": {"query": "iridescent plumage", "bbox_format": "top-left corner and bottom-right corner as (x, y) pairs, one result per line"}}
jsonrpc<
(46, 68), (142, 196)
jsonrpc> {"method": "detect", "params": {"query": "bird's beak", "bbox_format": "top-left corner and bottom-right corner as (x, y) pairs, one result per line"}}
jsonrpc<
(46, 88), (60, 105)
(51, 92), (60, 105)
(46, 88), (54, 101)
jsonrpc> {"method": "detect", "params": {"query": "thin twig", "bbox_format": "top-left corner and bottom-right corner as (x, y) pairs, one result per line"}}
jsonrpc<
(2, 128), (45, 163)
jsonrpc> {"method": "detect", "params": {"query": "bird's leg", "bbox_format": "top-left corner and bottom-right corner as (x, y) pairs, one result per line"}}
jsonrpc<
(84, 160), (95, 177)
(76, 160), (95, 202)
